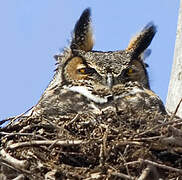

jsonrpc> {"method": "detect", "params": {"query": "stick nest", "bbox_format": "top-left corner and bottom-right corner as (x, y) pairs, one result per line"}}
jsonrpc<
(1, 106), (182, 179)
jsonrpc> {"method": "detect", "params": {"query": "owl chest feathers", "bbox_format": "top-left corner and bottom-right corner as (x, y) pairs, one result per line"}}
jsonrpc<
(65, 84), (165, 114)
(34, 84), (164, 117)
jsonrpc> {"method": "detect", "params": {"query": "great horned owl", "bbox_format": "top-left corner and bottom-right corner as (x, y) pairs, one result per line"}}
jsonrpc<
(33, 8), (166, 119)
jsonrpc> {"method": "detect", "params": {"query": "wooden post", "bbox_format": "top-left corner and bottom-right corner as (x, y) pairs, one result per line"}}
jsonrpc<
(166, 1), (182, 118)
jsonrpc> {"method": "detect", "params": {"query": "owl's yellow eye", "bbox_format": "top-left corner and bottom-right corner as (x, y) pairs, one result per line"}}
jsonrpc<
(123, 68), (136, 77)
(79, 68), (86, 74)
(78, 67), (96, 75)
(128, 68), (133, 74)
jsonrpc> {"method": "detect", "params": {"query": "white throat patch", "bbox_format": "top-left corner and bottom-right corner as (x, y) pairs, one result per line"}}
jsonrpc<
(64, 85), (145, 104)
(64, 86), (108, 104)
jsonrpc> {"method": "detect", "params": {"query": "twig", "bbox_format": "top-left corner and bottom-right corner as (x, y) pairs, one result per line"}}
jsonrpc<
(135, 118), (182, 137)
(0, 118), (10, 126)
(5, 106), (34, 127)
(12, 174), (25, 180)
(45, 170), (58, 180)
(65, 113), (80, 126)
(99, 124), (108, 166)
(116, 141), (143, 147)
(85, 172), (102, 180)
(19, 123), (55, 133)
(0, 115), (29, 126)
(0, 161), (33, 179)
(169, 98), (182, 121)
(138, 166), (151, 180)
(173, 122), (182, 127)
(138, 165), (159, 180)
(168, 126), (182, 137)
(7, 140), (84, 150)
(110, 172), (135, 180)
(48, 139), (60, 150)
(119, 148), (132, 179)
(133, 136), (162, 142)
(99, 144), (104, 166)
(19, 125), (32, 133)
(124, 160), (141, 166)
(43, 117), (62, 130)
(126, 158), (182, 175)
(43, 117), (71, 138)
(160, 136), (182, 147)
(123, 144), (129, 157)
(0, 161), (23, 173)
(139, 158), (182, 174)
(0, 132), (48, 140)
(134, 99), (182, 138)
(0, 149), (29, 170)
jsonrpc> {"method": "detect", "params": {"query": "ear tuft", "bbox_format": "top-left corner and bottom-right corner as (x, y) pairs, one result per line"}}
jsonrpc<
(126, 22), (157, 58)
(71, 8), (94, 52)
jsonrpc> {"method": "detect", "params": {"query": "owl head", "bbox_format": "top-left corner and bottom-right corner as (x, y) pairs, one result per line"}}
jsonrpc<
(50, 8), (156, 96)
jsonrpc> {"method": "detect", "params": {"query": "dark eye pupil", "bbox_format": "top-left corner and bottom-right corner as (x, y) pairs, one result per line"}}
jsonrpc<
(122, 69), (130, 77)
(85, 68), (96, 74)
(79, 67), (96, 74)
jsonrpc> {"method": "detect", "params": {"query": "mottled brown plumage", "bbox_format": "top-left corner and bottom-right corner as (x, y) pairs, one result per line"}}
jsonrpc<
(33, 8), (165, 119)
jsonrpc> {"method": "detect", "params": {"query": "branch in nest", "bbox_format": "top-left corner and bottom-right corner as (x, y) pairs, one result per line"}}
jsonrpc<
(110, 172), (135, 180)
(12, 174), (25, 180)
(0, 149), (29, 170)
(168, 126), (182, 137)
(133, 136), (162, 142)
(7, 140), (85, 150)
(168, 98), (182, 121)
(138, 165), (159, 180)
(125, 158), (182, 175)
(124, 160), (140, 166)
(99, 124), (108, 166)
(116, 141), (144, 147)
(1, 106), (34, 128)
(134, 99), (182, 138)
(0, 132), (48, 141)
(139, 158), (182, 174)
(160, 136), (182, 147)
(134, 118), (182, 138)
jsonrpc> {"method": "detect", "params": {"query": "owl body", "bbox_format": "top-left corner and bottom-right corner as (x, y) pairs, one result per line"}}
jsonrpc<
(33, 8), (166, 119)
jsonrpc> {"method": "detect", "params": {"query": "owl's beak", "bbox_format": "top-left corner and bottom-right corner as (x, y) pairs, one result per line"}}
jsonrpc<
(106, 73), (113, 89)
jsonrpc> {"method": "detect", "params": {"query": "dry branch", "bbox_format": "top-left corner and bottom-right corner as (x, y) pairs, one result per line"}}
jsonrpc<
(0, 149), (29, 170)
(7, 140), (84, 150)
(160, 136), (182, 147)
(138, 165), (159, 180)
(110, 172), (135, 180)
(12, 174), (25, 180)
(168, 126), (182, 137)
(139, 159), (182, 174)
